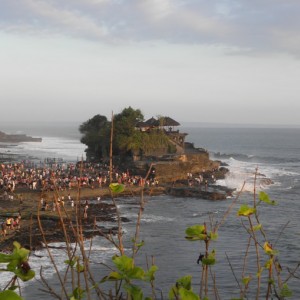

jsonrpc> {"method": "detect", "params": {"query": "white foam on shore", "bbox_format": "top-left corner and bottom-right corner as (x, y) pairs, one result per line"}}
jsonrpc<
(0, 239), (118, 289)
(1, 136), (86, 162)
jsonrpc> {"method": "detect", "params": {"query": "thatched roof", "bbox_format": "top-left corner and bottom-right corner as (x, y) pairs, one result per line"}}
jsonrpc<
(144, 117), (160, 127)
(137, 116), (180, 128)
(160, 116), (180, 126)
(135, 121), (147, 128)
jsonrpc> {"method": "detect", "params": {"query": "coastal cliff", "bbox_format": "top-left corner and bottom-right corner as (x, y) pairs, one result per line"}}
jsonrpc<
(153, 152), (220, 183)
(0, 131), (42, 142)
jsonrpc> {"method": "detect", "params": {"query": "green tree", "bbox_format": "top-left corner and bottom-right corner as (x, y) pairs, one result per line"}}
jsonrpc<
(79, 114), (110, 161)
(113, 107), (144, 156)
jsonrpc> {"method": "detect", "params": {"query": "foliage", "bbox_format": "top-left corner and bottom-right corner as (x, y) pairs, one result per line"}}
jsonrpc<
(0, 242), (35, 300)
(169, 276), (200, 300)
(109, 182), (125, 193)
(79, 107), (177, 162)
(101, 254), (158, 300)
(79, 114), (110, 160)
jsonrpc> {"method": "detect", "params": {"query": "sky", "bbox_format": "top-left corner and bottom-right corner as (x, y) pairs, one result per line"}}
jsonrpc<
(1, 0), (300, 126)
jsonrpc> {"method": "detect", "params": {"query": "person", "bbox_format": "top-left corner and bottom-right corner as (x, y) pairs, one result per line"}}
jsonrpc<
(83, 204), (88, 220)
(204, 179), (208, 191)
(14, 217), (20, 230)
(6, 217), (12, 230)
(1, 222), (7, 237)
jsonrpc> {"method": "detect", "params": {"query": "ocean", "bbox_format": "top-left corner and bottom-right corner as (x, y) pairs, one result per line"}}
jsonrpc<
(0, 123), (299, 299)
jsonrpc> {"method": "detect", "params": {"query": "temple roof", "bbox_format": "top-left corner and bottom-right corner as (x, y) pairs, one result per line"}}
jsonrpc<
(160, 116), (180, 126)
(144, 117), (160, 127)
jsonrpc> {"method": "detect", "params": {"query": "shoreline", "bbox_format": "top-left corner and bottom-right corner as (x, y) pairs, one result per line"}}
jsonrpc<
(0, 180), (234, 252)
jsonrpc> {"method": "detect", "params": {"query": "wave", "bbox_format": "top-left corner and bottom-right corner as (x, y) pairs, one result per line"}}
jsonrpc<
(141, 214), (175, 223)
(211, 152), (300, 165)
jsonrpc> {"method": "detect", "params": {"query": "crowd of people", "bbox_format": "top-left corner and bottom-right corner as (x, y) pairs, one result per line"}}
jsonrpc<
(0, 159), (159, 237)
(0, 160), (158, 196)
(1, 212), (21, 237)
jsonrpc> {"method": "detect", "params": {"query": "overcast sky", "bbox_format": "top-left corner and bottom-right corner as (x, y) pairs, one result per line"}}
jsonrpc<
(1, 0), (300, 126)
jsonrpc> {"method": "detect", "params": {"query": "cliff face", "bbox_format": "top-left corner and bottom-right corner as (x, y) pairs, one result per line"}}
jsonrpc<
(153, 153), (220, 183)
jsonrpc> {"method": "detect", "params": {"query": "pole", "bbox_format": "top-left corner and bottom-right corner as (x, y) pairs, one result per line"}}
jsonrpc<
(109, 111), (114, 183)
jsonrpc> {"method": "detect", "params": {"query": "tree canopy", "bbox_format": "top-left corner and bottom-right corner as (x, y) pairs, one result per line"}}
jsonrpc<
(79, 107), (175, 162)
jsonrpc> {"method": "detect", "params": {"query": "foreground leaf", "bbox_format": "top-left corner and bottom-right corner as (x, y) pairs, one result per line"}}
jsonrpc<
(109, 183), (125, 193)
(259, 191), (277, 205)
(178, 288), (200, 300)
(185, 225), (207, 241)
(279, 283), (293, 298)
(0, 290), (23, 300)
(202, 249), (216, 266)
(237, 205), (256, 217)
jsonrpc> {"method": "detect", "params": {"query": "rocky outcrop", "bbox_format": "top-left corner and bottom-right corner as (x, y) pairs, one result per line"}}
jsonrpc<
(0, 131), (42, 143)
(166, 186), (234, 200)
(150, 152), (220, 183)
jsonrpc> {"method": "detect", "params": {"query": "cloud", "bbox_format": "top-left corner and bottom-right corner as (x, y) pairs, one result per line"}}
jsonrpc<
(1, 0), (300, 55)
(0, 0), (108, 39)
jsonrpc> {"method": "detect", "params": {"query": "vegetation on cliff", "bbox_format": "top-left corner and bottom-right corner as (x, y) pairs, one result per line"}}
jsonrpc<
(79, 107), (175, 162)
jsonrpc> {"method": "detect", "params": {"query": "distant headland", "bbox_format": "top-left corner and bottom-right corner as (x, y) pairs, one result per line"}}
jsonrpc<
(0, 131), (42, 143)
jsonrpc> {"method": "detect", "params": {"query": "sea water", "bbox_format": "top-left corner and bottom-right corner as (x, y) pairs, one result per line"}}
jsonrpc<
(0, 123), (299, 299)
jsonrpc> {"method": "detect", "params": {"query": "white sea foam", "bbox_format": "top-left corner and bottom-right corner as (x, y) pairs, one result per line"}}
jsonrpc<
(221, 157), (281, 192)
(141, 214), (174, 223)
(1, 136), (86, 162)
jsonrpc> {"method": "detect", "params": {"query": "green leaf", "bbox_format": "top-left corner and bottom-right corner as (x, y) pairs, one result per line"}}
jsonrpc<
(0, 290), (23, 300)
(109, 183), (125, 194)
(136, 240), (145, 250)
(168, 285), (178, 299)
(0, 253), (14, 263)
(176, 275), (192, 290)
(279, 283), (293, 298)
(145, 265), (158, 281)
(112, 255), (133, 272)
(256, 267), (264, 278)
(71, 287), (85, 300)
(169, 275), (193, 299)
(237, 205), (256, 217)
(259, 191), (277, 205)
(178, 288), (200, 300)
(265, 258), (273, 269)
(100, 271), (123, 282)
(268, 279), (275, 285)
(202, 250), (216, 266)
(253, 224), (262, 231)
(65, 259), (76, 267)
(185, 225), (207, 241)
(263, 242), (278, 256)
(208, 231), (218, 240)
(127, 266), (145, 280)
(242, 276), (251, 286)
(76, 263), (85, 273)
(124, 283), (143, 300)
(14, 268), (35, 281)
